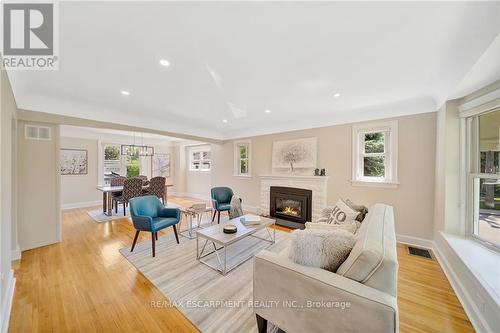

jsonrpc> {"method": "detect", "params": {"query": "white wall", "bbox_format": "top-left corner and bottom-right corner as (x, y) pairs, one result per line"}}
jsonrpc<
(17, 120), (60, 251)
(60, 137), (100, 208)
(211, 112), (437, 239)
(0, 69), (18, 332)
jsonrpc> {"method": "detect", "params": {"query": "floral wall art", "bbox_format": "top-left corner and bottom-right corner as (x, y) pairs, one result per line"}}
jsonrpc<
(60, 149), (88, 175)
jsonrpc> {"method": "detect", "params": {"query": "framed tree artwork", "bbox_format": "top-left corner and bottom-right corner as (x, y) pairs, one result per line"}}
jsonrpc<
(272, 137), (317, 172)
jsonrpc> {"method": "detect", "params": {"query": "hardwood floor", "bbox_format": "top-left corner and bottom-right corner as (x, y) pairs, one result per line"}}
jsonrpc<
(10, 197), (474, 332)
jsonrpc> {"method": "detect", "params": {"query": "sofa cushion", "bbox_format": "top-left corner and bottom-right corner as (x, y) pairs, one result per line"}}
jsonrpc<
(337, 204), (392, 283)
(305, 221), (357, 234)
(288, 229), (356, 272)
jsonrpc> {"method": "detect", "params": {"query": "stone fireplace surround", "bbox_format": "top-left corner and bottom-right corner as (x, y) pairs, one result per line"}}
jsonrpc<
(260, 174), (329, 223)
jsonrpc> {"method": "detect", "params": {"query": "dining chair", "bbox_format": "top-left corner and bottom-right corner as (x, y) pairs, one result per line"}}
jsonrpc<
(129, 195), (180, 257)
(110, 176), (126, 210)
(145, 176), (166, 203)
(211, 187), (237, 224)
(112, 178), (143, 216)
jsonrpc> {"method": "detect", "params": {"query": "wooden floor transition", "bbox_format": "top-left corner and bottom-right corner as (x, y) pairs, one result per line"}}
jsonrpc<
(10, 196), (474, 332)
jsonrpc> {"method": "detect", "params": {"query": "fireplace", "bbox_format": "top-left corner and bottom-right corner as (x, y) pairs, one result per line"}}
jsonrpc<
(270, 186), (312, 229)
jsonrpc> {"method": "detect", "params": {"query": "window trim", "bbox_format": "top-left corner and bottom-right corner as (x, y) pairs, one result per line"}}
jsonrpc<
(464, 108), (500, 252)
(233, 140), (252, 177)
(189, 146), (211, 172)
(351, 120), (398, 188)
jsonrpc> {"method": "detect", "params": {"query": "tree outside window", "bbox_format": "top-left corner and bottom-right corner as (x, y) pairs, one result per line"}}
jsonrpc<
(363, 132), (385, 178)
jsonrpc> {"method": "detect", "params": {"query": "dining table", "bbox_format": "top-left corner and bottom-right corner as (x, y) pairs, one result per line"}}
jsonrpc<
(96, 184), (174, 216)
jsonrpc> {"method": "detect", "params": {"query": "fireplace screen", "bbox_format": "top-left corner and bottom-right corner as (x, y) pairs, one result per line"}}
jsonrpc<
(275, 198), (302, 217)
(269, 186), (312, 225)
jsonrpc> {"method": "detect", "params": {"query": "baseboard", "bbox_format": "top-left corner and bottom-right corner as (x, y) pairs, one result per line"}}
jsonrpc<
(61, 200), (101, 210)
(1, 269), (16, 333)
(396, 234), (435, 249)
(11, 245), (21, 261)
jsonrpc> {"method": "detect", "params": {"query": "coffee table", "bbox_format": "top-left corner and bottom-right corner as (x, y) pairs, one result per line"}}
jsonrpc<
(196, 215), (276, 275)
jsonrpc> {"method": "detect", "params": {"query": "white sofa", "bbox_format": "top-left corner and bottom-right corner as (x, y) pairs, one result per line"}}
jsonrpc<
(253, 203), (399, 333)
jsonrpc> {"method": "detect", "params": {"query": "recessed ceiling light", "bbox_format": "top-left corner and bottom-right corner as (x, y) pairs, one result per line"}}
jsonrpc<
(159, 59), (170, 67)
(265, 109), (271, 113)
(333, 93), (341, 98)
(121, 90), (130, 96)
(222, 119), (228, 123)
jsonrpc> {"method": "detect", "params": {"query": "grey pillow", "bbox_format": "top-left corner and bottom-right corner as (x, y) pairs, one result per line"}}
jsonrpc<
(345, 199), (369, 222)
(316, 199), (359, 225)
(288, 229), (356, 272)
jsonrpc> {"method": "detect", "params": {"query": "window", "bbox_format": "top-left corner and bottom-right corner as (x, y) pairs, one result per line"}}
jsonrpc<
(234, 140), (251, 176)
(103, 144), (121, 184)
(352, 121), (398, 187)
(466, 108), (500, 250)
(102, 144), (143, 184)
(123, 146), (141, 178)
(190, 147), (211, 171)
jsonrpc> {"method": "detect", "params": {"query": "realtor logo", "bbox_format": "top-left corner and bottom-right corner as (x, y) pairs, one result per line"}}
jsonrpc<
(1, 2), (58, 69)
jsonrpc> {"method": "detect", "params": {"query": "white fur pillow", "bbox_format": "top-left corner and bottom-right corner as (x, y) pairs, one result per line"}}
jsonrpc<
(305, 221), (357, 234)
(288, 229), (356, 272)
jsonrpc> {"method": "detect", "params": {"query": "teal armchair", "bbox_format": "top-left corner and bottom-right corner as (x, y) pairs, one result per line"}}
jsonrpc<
(129, 195), (180, 257)
(211, 187), (236, 224)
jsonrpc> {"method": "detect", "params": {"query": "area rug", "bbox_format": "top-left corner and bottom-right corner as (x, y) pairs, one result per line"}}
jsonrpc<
(87, 206), (131, 222)
(119, 228), (291, 333)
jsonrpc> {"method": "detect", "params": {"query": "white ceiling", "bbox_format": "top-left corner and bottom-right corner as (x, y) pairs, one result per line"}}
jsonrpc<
(8, 1), (500, 140)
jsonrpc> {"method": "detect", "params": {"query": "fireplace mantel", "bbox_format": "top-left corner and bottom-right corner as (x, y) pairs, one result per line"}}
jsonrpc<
(260, 174), (329, 223)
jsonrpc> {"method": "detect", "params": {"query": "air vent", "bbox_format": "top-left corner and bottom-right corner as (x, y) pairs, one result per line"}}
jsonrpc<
(25, 125), (52, 140)
(408, 246), (432, 259)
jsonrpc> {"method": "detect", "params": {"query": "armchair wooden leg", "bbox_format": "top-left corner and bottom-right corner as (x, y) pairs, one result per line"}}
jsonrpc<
(173, 225), (180, 244)
(155, 232), (158, 240)
(115, 200), (118, 214)
(151, 232), (156, 257)
(212, 210), (216, 222)
(123, 202), (126, 216)
(217, 211), (221, 224)
(131, 230), (140, 252)
(256, 314), (267, 333)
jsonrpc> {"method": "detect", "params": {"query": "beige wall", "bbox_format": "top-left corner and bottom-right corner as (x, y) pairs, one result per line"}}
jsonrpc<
(17, 120), (60, 251)
(60, 137), (100, 207)
(211, 112), (437, 239)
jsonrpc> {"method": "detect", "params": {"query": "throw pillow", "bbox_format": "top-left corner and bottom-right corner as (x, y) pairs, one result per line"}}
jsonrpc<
(345, 199), (369, 222)
(228, 195), (243, 219)
(316, 199), (360, 225)
(288, 229), (356, 272)
(305, 221), (358, 234)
